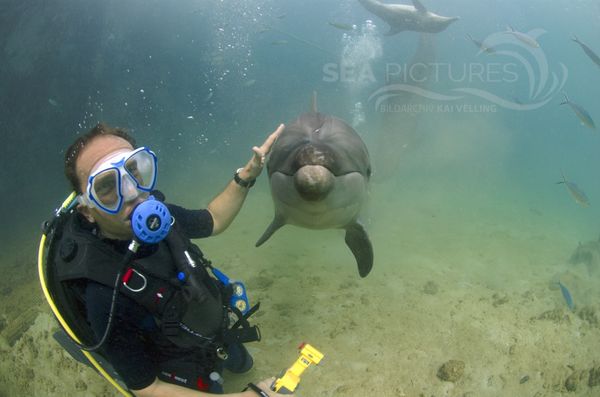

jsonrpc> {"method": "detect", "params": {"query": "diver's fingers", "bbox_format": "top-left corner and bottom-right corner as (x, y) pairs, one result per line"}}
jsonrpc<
(252, 146), (266, 166)
(260, 123), (285, 153)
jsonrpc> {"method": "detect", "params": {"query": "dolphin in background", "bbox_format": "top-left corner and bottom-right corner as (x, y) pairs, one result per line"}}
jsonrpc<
(358, 0), (459, 35)
(257, 94), (374, 278)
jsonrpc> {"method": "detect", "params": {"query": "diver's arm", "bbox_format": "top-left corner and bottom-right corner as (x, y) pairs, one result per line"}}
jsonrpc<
(132, 377), (291, 397)
(207, 124), (284, 235)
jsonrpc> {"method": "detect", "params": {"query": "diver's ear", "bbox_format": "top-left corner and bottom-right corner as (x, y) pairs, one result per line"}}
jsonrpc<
(77, 204), (96, 223)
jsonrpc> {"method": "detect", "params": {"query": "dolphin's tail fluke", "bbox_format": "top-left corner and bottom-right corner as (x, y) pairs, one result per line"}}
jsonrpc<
(255, 214), (286, 247)
(344, 222), (374, 278)
(559, 92), (569, 106)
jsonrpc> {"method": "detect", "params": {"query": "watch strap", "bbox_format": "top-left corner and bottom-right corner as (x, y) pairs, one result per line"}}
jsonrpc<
(234, 168), (256, 188)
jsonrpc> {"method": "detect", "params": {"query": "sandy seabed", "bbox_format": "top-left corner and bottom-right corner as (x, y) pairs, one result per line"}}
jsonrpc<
(1, 166), (600, 397)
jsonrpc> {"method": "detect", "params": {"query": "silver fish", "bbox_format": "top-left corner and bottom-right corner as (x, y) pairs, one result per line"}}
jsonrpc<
(558, 281), (575, 311)
(557, 172), (590, 207)
(505, 26), (539, 48)
(466, 34), (495, 54)
(560, 93), (596, 129)
(572, 35), (600, 69)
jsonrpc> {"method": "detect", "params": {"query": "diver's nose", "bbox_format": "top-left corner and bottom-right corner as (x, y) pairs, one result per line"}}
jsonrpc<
(121, 174), (141, 202)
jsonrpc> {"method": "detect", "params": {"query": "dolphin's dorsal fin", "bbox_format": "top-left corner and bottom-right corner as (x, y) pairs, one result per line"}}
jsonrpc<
(311, 90), (318, 112)
(412, 0), (427, 13)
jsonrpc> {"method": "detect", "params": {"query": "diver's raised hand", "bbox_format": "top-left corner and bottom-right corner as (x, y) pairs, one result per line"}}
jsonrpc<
(239, 123), (284, 181)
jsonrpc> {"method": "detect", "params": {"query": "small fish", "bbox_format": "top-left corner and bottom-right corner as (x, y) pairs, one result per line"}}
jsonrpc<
(557, 171), (590, 207)
(572, 35), (600, 69)
(186, 116), (194, 120)
(505, 26), (540, 48)
(48, 98), (59, 107)
(466, 34), (495, 54)
(204, 91), (214, 103)
(558, 281), (575, 311)
(560, 93), (596, 129)
(271, 40), (289, 46)
(328, 21), (355, 31)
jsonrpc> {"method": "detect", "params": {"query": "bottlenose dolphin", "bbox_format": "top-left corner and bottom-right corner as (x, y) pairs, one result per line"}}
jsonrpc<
(256, 94), (374, 277)
(358, 0), (459, 35)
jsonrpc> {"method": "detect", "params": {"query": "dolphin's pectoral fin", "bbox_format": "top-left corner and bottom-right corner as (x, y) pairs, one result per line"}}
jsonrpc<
(255, 214), (286, 247)
(412, 0), (427, 13)
(344, 222), (374, 278)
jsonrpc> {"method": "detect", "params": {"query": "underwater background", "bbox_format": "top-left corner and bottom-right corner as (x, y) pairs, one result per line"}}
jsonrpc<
(1, 0), (600, 395)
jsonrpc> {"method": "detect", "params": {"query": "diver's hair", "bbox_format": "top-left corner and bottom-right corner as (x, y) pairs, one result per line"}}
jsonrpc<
(64, 123), (136, 193)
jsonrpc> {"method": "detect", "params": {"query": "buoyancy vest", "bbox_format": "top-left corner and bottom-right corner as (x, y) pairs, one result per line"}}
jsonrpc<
(50, 209), (253, 352)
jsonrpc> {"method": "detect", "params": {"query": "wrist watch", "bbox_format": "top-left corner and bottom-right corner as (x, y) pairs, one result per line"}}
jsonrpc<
(234, 168), (256, 188)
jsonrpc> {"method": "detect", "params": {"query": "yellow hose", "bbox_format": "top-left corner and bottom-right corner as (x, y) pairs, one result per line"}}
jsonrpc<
(37, 193), (132, 397)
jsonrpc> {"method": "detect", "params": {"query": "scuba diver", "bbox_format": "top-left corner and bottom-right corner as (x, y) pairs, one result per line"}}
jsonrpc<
(39, 122), (292, 397)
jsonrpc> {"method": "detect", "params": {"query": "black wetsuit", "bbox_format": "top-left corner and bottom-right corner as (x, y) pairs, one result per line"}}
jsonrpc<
(84, 204), (239, 392)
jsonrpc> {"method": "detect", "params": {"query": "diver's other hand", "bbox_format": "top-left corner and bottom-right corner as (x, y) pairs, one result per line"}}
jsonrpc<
(239, 124), (284, 181)
(253, 377), (295, 397)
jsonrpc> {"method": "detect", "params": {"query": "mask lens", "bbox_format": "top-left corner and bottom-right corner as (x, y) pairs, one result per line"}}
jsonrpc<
(90, 168), (121, 211)
(125, 149), (156, 190)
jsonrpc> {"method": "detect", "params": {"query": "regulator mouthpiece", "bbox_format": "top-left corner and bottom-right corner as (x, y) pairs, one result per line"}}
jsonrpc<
(131, 196), (171, 244)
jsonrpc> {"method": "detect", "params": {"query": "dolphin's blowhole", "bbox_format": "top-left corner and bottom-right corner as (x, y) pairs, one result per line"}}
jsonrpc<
(294, 165), (334, 201)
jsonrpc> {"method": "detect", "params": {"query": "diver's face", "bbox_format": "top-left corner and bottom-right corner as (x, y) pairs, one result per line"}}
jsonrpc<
(76, 135), (147, 240)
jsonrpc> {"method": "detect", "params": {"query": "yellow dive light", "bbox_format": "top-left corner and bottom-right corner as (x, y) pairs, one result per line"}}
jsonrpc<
(272, 343), (324, 394)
